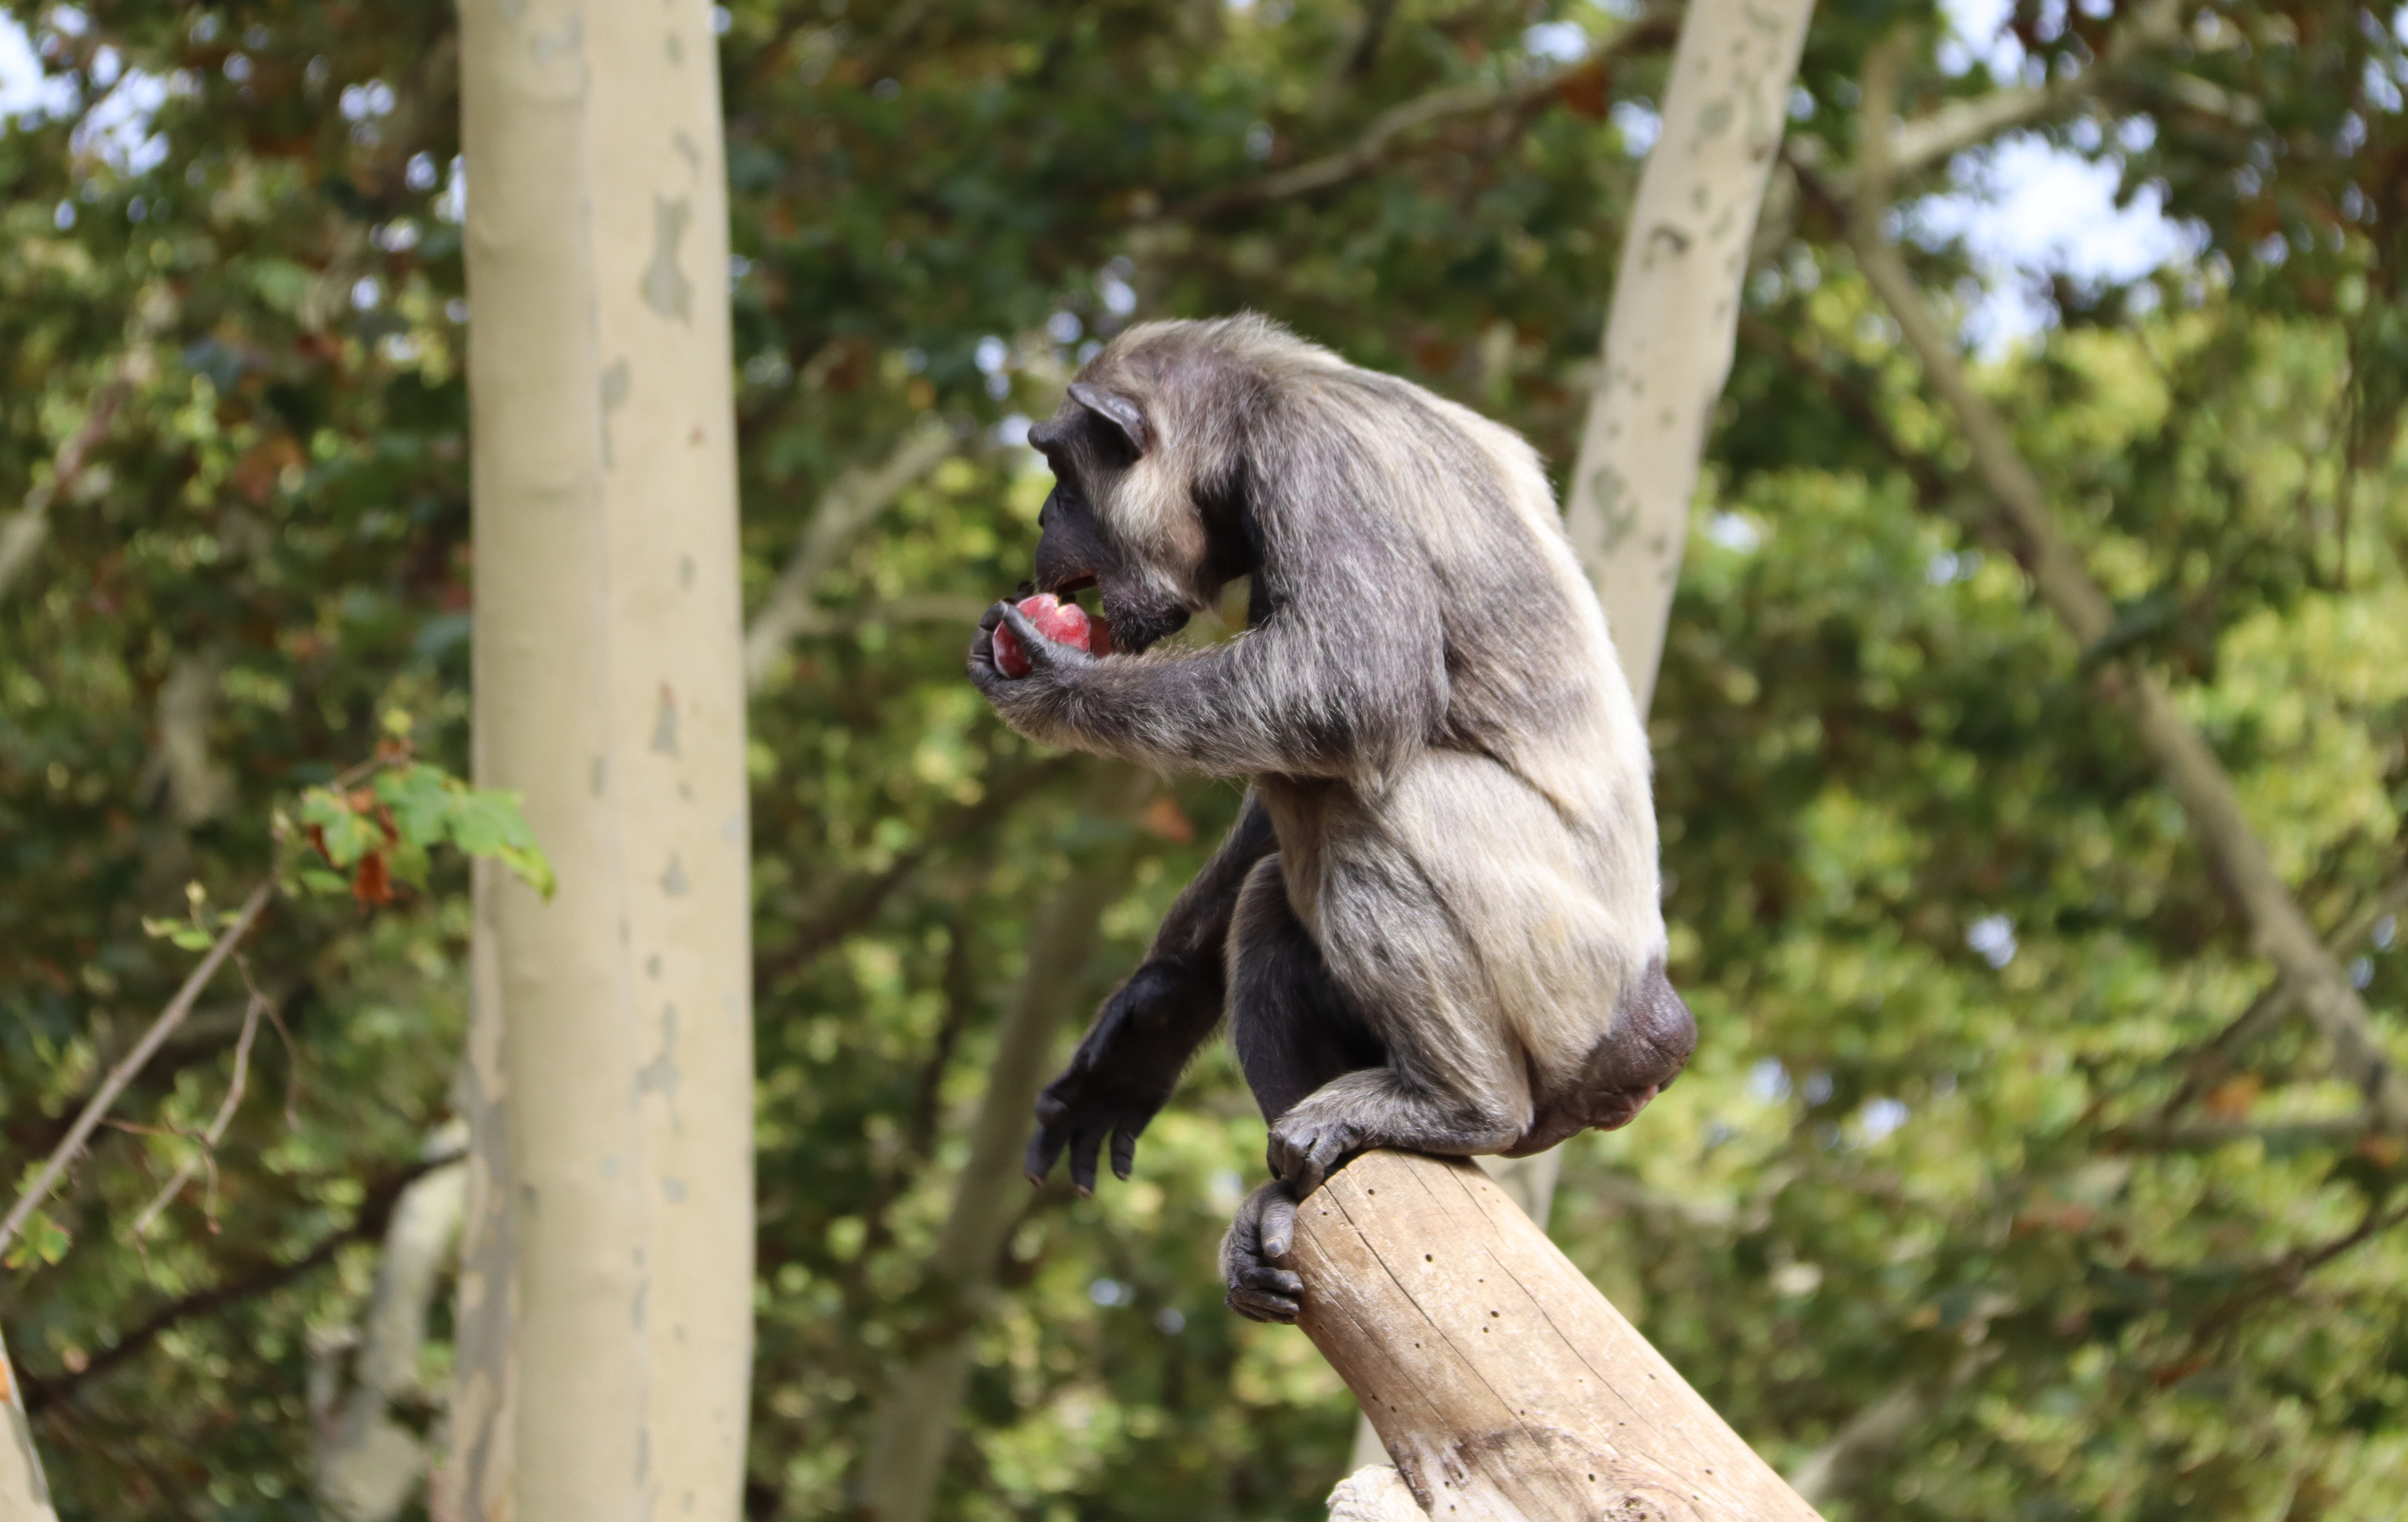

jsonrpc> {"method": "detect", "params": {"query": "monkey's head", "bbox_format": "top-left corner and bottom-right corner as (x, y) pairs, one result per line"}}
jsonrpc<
(1023, 323), (1271, 654)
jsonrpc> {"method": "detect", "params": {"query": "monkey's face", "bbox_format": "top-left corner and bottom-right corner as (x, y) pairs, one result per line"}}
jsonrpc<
(1025, 379), (1241, 655)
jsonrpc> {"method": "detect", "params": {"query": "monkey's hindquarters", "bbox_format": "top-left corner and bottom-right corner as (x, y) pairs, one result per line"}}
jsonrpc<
(1291, 1150), (1823, 1522)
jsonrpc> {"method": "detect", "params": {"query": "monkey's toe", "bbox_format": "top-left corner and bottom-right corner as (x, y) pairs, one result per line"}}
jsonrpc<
(1265, 1115), (1360, 1198)
(1225, 1255), (1304, 1323)
(1227, 1285), (1303, 1324)
(1221, 1179), (1304, 1320)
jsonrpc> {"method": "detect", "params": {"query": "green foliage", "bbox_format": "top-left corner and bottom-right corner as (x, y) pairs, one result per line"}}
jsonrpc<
(2, 2), (2406, 1521)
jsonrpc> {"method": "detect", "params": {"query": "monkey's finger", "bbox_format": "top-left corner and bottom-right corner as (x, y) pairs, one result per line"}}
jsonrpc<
(1068, 1128), (1106, 1196)
(994, 602), (1051, 665)
(979, 601), (1009, 633)
(1225, 1287), (1302, 1324)
(1256, 1188), (1299, 1261)
(1110, 1124), (1139, 1181)
(1023, 1125), (1068, 1187)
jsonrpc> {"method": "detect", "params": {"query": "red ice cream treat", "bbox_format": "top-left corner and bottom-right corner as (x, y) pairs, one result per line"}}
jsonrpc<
(993, 593), (1098, 678)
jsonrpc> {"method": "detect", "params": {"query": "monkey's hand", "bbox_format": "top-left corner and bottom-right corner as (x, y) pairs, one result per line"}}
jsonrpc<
(1221, 1178), (1304, 1324)
(968, 600), (1097, 737)
(1023, 959), (1219, 1195)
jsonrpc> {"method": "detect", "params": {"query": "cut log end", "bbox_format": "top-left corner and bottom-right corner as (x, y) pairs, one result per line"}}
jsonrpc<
(1295, 1151), (1823, 1522)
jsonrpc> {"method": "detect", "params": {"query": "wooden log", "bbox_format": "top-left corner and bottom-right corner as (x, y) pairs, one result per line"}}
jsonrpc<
(1291, 1151), (1823, 1522)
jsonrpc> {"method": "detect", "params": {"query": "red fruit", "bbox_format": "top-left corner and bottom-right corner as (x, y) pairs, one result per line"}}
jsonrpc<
(993, 593), (1095, 678)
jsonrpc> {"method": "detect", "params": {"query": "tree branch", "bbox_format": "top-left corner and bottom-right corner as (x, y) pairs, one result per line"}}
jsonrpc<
(0, 287), (175, 609)
(1, 881), (275, 1260)
(756, 755), (1081, 991)
(857, 764), (1155, 1522)
(19, 1148), (465, 1415)
(1812, 57), (2408, 1131)
(743, 422), (959, 691)
(1171, 14), (1677, 221)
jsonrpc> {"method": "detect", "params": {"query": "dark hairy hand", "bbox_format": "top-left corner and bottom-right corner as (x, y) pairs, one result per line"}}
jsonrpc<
(1023, 959), (1220, 1195)
(968, 599), (1096, 718)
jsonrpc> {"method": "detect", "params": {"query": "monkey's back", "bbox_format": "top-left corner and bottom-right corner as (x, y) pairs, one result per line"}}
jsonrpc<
(1256, 356), (1668, 1077)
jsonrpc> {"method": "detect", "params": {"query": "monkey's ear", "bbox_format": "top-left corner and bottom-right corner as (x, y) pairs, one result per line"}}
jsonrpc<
(1067, 382), (1148, 455)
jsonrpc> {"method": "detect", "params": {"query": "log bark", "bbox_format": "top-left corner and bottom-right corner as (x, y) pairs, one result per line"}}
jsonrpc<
(1299, 1151), (1821, 1522)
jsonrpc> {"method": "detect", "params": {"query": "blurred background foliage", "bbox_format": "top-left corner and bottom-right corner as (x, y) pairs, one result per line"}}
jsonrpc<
(2, 0), (2405, 1519)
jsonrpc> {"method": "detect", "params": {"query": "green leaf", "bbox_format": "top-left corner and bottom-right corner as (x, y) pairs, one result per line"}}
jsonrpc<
(374, 764), (461, 849)
(300, 786), (382, 868)
(247, 258), (313, 314)
(439, 786), (553, 897)
(3, 1208), (69, 1270)
(296, 867), (351, 897)
(446, 787), (535, 855)
(498, 842), (557, 900)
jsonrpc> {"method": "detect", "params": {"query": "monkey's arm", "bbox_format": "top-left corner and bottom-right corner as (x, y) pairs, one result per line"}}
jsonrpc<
(969, 563), (1444, 782)
(1025, 793), (1276, 1192)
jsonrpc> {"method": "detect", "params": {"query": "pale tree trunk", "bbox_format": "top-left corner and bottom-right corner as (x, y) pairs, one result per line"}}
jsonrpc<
(446, 3), (751, 1520)
(1, 1328), (60, 1522)
(859, 766), (1154, 1522)
(588, 3), (757, 1511)
(315, 1124), (470, 1522)
(1562, 0), (1817, 708)
(1345, 0), (1816, 1479)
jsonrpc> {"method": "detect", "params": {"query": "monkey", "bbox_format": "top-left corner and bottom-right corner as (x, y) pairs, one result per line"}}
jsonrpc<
(967, 314), (1693, 1324)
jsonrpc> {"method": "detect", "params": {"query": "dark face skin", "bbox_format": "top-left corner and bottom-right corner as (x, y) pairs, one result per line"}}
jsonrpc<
(1024, 397), (1199, 655)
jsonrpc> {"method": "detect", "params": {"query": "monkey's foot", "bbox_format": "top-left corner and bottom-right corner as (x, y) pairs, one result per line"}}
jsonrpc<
(1221, 1179), (1304, 1323)
(1265, 1108), (1364, 1199)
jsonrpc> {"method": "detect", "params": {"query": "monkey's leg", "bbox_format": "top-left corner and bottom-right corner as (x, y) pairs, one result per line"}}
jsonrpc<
(1224, 856), (1386, 1124)
(1220, 854), (1383, 1323)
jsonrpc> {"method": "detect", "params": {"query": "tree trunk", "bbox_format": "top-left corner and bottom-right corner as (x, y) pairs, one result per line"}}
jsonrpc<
(1561, 0), (1817, 708)
(315, 1125), (470, 1522)
(0, 1329), (59, 1522)
(588, 2), (757, 1508)
(858, 766), (1153, 1522)
(1303, 1152), (1822, 1522)
(446, 3), (751, 1519)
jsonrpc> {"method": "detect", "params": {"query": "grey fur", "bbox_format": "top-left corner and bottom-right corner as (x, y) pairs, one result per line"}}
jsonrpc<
(976, 316), (1692, 1324)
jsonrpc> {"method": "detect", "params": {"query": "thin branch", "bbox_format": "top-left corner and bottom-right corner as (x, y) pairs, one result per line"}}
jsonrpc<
(757, 755), (1079, 987)
(1794, 3), (2201, 202)
(743, 421), (959, 691)
(2105, 1116), (2376, 1153)
(1787, 1344), (2000, 1507)
(0, 366), (133, 606)
(1, 881), (275, 1259)
(18, 1150), (466, 1415)
(0, 288), (174, 608)
(126, 988), (267, 1241)
(1170, 14), (1677, 221)
(1810, 56), (2408, 1131)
